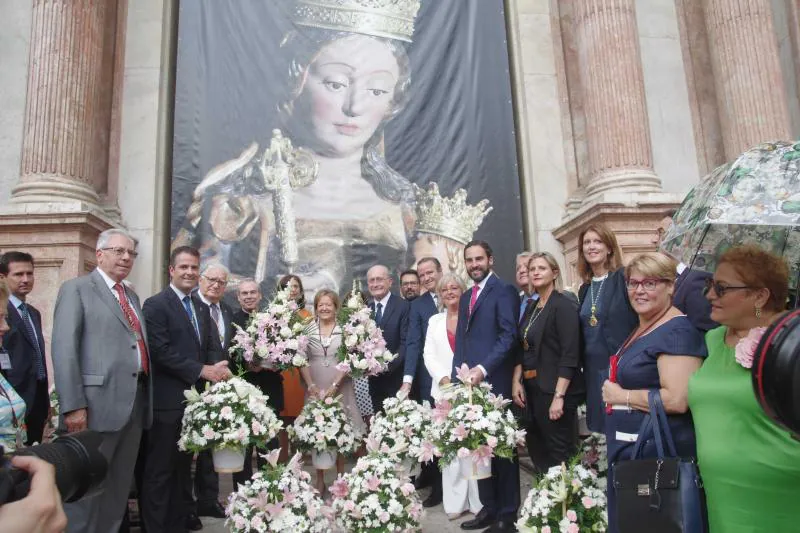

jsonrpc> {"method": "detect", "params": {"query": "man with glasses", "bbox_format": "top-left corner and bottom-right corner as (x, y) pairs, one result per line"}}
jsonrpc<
(399, 269), (421, 301)
(51, 229), (153, 532)
(188, 263), (234, 521)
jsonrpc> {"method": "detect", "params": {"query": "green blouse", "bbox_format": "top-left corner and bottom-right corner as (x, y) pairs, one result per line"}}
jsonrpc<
(688, 326), (800, 533)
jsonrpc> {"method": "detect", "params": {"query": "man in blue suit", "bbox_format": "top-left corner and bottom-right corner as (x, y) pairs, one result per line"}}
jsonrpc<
(452, 240), (520, 533)
(367, 264), (410, 413)
(399, 256), (443, 504)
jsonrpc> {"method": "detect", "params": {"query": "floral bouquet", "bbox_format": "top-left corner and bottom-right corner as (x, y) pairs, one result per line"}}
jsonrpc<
(579, 433), (608, 484)
(367, 395), (436, 472)
(329, 453), (424, 532)
(335, 290), (396, 378)
(225, 449), (332, 533)
(516, 461), (608, 533)
(229, 286), (312, 370)
(288, 396), (362, 456)
(178, 377), (283, 455)
(429, 364), (525, 474)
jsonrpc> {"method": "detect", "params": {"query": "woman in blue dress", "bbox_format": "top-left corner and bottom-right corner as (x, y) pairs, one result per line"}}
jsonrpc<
(600, 252), (707, 533)
(577, 223), (637, 432)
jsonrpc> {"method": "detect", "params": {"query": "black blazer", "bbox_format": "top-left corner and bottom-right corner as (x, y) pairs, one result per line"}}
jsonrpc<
(205, 299), (235, 355)
(1, 301), (46, 412)
(230, 310), (284, 412)
(673, 268), (717, 332)
(370, 294), (410, 374)
(578, 268), (638, 358)
(142, 288), (224, 411)
(520, 291), (585, 405)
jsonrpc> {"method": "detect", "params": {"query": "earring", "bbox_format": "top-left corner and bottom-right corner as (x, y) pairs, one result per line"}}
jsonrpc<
(755, 306), (762, 319)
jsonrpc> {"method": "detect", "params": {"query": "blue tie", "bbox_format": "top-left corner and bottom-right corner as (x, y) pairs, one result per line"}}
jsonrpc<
(19, 303), (46, 380)
(182, 296), (200, 338)
(375, 302), (383, 325)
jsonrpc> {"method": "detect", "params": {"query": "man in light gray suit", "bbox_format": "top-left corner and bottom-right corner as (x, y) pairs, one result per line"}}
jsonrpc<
(52, 228), (152, 533)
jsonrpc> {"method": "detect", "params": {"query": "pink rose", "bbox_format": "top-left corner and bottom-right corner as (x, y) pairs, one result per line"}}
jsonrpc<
(486, 435), (498, 448)
(567, 524), (579, 533)
(581, 496), (596, 509)
(566, 509), (578, 521)
(453, 423), (468, 441)
(542, 527), (551, 533)
(735, 327), (766, 369)
(330, 477), (349, 498)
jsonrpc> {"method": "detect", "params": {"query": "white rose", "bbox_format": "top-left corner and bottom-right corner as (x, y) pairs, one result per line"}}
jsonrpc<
(280, 326), (292, 338)
(345, 335), (358, 347)
(354, 358), (369, 370)
(291, 355), (307, 367)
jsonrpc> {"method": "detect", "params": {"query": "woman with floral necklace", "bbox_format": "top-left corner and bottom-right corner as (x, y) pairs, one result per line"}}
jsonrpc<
(577, 223), (638, 433)
(689, 245), (800, 532)
(299, 289), (365, 494)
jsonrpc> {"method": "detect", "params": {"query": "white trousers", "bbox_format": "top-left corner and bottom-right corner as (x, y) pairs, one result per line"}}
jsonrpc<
(442, 460), (483, 515)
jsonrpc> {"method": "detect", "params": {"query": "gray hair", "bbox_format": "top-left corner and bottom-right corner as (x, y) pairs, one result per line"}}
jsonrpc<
(436, 272), (466, 310)
(237, 278), (260, 294)
(201, 262), (230, 277)
(96, 229), (137, 250)
(516, 250), (533, 262)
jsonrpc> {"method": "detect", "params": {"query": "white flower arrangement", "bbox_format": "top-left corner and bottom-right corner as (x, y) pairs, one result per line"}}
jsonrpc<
(335, 292), (396, 378)
(178, 377), (283, 453)
(288, 396), (362, 455)
(329, 453), (424, 532)
(367, 395), (435, 466)
(579, 433), (608, 485)
(225, 449), (333, 533)
(229, 286), (313, 370)
(516, 461), (608, 533)
(429, 364), (525, 467)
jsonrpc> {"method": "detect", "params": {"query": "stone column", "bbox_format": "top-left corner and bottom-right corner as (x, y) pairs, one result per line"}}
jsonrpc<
(703, 0), (792, 159)
(12, 0), (113, 206)
(574, 0), (661, 197)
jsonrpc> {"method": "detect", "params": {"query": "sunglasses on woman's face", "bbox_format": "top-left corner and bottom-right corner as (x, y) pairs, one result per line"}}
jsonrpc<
(703, 278), (753, 297)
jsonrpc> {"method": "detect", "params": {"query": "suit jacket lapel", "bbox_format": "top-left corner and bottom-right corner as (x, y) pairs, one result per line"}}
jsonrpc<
(90, 270), (133, 333)
(381, 295), (396, 326)
(192, 294), (207, 347)
(30, 306), (46, 356)
(530, 297), (554, 353)
(468, 275), (496, 325)
(7, 302), (35, 350)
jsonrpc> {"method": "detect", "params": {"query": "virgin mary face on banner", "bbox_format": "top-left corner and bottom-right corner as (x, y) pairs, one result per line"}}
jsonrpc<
(172, 0), (491, 298)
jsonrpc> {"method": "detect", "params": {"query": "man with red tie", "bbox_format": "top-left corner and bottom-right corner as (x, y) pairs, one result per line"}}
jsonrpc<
(452, 240), (521, 533)
(52, 229), (153, 532)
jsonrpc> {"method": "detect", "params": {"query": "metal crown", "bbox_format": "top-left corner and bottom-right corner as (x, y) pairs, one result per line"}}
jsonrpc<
(291, 0), (422, 42)
(413, 182), (493, 245)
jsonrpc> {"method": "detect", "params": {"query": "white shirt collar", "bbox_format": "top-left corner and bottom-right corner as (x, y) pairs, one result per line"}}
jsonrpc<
(375, 292), (391, 308)
(170, 283), (193, 301)
(474, 271), (493, 291)
(198, 293), (217, 308)
(96, 267), (121, 291)
(677, 262), (688, 275)
(9, 294), (24, 309)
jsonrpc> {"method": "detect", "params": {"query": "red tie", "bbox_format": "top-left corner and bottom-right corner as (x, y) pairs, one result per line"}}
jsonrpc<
(469, 284), (479, 315)
(114, 283), (149, 375)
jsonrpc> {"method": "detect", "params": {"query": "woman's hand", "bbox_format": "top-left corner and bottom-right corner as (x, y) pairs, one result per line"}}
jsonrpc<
(512, 380), (526, 408)
(601, 379), (625, 406)
(323, 382), (340, 399)
(549, 397), (564, 420)
(308, 384), (321, 399)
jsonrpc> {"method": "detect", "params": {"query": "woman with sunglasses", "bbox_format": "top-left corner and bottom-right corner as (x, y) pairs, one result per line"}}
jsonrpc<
(600, 252), (707, 532)
(688, 245), (800, 533)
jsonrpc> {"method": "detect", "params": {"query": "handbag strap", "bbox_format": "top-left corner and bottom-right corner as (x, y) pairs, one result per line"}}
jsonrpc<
(629, 413), (654, 460)
(648, 389), (678, 458)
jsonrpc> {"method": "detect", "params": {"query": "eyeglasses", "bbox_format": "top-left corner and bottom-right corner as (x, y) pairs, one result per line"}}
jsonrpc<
(202, 275), (228, 287)
(100, 247), (139, 258)
(703, 278), (752, 297)
(367, 277), (388, 284)
(625, 278), (670, 291)
(400, 281), (419, 287)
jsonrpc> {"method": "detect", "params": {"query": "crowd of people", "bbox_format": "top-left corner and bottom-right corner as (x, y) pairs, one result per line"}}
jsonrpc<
(0, 218), (799, 533)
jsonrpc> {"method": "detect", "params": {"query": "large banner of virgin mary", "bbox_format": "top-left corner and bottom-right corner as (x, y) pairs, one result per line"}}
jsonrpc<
(171, 0), (525, 298)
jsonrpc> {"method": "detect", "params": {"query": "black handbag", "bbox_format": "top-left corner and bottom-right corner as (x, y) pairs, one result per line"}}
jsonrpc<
(611, 390), (707, 533)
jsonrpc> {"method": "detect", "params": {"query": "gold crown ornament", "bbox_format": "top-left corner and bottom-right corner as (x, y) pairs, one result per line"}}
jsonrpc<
(291, 0), (422, 42)
(413, 182), (493, 245)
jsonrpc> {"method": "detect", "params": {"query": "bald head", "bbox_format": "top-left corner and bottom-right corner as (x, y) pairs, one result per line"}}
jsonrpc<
(367, 264), (392, 301)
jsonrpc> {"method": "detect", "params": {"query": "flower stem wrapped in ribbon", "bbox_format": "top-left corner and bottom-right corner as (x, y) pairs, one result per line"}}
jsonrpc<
(229, 286), (313, 371)
(178, 377), (283, 453)
(335, 289), (397, 378)
(225, 450), (333, 533)
(429, 363), (525, 468)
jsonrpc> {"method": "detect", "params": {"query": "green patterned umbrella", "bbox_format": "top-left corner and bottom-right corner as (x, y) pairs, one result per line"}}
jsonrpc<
(661, 141), (800, 288)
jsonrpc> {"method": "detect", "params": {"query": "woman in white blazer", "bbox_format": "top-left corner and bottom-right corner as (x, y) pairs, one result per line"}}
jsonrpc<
(423, 273), (483, 520)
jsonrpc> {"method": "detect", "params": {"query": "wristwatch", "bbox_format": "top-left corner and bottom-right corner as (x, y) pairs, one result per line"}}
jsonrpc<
(554, 391), (566, 399)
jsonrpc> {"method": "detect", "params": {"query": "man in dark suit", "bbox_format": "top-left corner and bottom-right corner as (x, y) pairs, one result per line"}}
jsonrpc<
(655, 214), (716, 332)
(0, 251), (49, 445)
(367, 264), (409, 413)
(452, 240), (520, 533)
(230, 279), (284, 490)
(141, 247), (231, 533)
(187, 263), (235, 520)
(399, 257), (443, 504)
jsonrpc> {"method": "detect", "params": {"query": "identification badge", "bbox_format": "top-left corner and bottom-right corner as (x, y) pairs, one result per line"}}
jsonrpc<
(615, 431), (638, 442)
(0, 352), (11, 370)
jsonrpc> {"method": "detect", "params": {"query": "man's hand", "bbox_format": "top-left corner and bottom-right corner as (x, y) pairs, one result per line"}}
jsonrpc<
(0, 456), (68, 533)
(64, 408), (87, 433)
(398, 382), (412, 397)
(201, 361), (232, 382)
(468, 366), (485, 386)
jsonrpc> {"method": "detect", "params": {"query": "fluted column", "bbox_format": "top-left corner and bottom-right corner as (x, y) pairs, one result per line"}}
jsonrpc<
(574, 0), (661, 197)
(12, 0), (112, 206)
(703, 0), (792, 159)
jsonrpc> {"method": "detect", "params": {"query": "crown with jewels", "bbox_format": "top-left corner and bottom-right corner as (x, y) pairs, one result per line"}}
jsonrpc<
(413, 182), (493, 245)
(291, 0), (422, 42)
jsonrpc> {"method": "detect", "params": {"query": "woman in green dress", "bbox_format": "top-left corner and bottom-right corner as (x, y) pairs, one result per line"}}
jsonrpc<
(688, 244), (800, 532)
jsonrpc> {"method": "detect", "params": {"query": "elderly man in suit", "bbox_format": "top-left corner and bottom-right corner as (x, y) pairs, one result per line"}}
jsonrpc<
(51, 229), (152, 533)
(452, 240), (520, 533)
(366, 264), (410, 413)
(0, 251), (49, 445)
(141, 247), (231, 533)
(187, 262), (235, 520)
